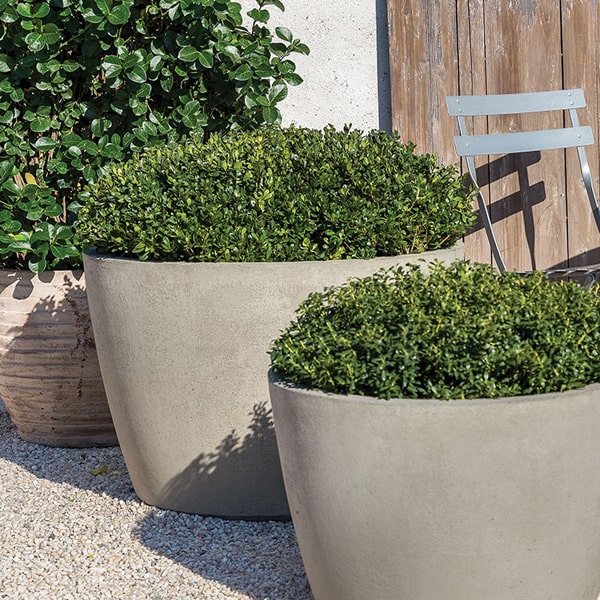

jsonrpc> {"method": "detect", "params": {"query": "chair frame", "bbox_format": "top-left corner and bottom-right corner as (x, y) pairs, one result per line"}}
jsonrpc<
(446, 89), (600, 274)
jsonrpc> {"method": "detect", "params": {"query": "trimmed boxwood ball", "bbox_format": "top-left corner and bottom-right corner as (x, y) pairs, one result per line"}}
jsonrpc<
(269, 261), (600, 399)
(75, 126), (476, 262)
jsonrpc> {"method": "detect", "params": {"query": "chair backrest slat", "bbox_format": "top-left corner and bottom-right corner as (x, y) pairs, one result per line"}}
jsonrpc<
(445, 87), (600, 273)
(454, 126), (594, 157)
(446, 89), (586, 116)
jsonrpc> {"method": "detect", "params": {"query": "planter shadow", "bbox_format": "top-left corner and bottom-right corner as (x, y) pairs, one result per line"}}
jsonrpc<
(155, 401), (286, 519)
(0, 409), (313, 599)
(133, 510), (312, 600)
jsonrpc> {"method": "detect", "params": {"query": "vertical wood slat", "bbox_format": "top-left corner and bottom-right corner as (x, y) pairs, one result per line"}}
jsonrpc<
(456, 0), (491, 265)
(484, 0), (564, 271)
(562, 0), (600, 267)
(388, 0), (600, 271)
(387, 0), (459, 168)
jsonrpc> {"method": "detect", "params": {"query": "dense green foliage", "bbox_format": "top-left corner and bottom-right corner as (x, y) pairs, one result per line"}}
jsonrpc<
(75, 126), (476, 261)
(270, 261), (600, 399)
(0, 0), (307, 271)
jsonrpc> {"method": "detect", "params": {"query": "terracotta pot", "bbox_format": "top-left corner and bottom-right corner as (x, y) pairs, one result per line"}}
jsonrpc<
(0, 269), (117, 447)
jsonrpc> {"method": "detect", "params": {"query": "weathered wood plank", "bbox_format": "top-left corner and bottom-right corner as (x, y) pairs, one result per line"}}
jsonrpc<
(387, 0), (459, 161)
(482, 0), (564, 271)
(561, 0), (600, 267)
(457, 0), (492, 265)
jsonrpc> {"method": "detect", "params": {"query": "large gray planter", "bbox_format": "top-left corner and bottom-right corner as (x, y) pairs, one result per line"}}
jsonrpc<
(268, 373), (600, 599)
(83, 244), (462, 518)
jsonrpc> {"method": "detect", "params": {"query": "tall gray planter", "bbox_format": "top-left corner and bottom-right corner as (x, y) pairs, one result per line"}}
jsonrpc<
(269, 373), (600, 599)
(83, 244), (462, 518)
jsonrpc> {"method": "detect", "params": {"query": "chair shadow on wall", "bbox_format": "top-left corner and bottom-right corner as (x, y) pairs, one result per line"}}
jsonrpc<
(468, 151), (600, 270)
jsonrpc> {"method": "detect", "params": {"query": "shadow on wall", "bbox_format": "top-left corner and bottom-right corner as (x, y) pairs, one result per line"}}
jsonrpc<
(468, 152), (600, 269)
(154, 402), (289, 519)
(376, 0), (392, 132)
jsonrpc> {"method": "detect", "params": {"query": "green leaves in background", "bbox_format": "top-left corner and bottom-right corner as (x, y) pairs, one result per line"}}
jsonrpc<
(0, 0), (307, 271)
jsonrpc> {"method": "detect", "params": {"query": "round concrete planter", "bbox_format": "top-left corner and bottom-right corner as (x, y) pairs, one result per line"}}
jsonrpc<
(268, 373), (600, 600)
(0, 270), (117, 447)
(83, 243), (462, 518)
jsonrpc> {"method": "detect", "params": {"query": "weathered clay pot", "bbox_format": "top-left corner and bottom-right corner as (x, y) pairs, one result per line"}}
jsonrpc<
(0, 270), (117, 447)
(83, 243), (463, 518)
(269, 373), (600, 600)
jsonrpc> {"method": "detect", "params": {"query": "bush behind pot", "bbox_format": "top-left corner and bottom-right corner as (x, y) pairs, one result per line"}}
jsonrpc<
(75, 126), (476, 261)
(0, 0), (306, 271)
(269, 261), (600, 399)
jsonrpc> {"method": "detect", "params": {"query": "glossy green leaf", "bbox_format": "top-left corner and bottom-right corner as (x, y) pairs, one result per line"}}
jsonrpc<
(34, 137), (57, 151)
(261, 105), (280, 123)
(233, 64), (252, 81)
(29, 116), (52, 133)
(247, 8), (269, 23)
(275, 26), (292, 42)
(126, 65), (147, 83)
(0, 160), (13, 183)
(178, 46), (200, 62)
(197, 50), (214, 69)
(268, 83), (288, 104)
(106, 4), (130, 25)
(28, 257), (47, 273)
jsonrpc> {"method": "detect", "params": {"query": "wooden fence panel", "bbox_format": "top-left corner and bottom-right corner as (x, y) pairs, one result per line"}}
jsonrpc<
(562, 0), (600, 267)
(388, 0), (600, 270)
(387, 0), (459, 169)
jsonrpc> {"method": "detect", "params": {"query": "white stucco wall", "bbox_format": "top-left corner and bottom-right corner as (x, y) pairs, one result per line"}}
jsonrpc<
(239, 0), (391, 132)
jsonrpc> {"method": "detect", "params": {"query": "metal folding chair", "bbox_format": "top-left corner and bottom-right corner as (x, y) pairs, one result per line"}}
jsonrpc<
(446, 89), (600, 285)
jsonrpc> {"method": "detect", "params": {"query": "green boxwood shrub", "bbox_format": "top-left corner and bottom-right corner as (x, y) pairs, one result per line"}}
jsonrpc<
(269, 261), (600, 399)
(0, 0), (307, 272)
(75, 126), (476, 261)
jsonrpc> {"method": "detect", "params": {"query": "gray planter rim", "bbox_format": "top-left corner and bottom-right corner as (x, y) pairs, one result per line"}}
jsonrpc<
(83, 243), (463, 268)
(268, 369), (600, 408)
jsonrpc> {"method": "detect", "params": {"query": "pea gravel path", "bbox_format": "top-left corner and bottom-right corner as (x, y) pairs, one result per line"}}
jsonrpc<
(0, 401), (313, 600)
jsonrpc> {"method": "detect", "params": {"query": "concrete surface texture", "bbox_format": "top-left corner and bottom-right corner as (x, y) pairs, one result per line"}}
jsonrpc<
(83, 245), (461, 519)
(239, 0), (391, 131)
(269, 377), (600, 600)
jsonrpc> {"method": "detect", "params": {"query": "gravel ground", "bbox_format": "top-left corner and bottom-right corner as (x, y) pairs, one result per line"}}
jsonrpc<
(0, 402), (313, 600)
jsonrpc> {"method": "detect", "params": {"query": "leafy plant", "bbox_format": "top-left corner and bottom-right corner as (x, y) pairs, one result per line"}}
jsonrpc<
(269, 261), (600, 399)
(75, 125), (476, 261)
(0, 0), (307, 272)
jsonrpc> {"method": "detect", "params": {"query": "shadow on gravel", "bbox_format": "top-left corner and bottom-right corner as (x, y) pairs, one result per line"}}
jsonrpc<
(0, 409), (135, 501)
(0, 409), (313, 599)
(133, 510), (313, 600)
